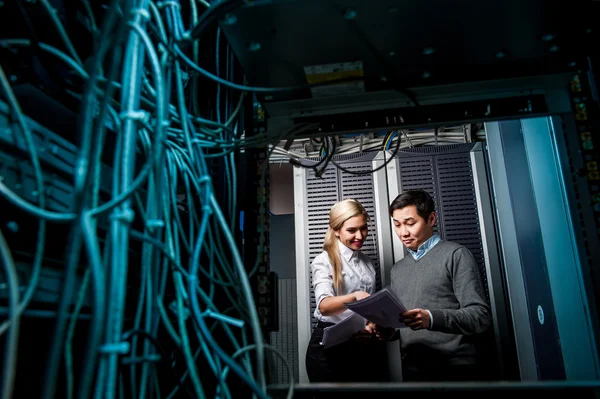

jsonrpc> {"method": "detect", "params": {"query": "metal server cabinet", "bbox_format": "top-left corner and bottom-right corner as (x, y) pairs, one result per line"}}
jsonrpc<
(371, 143), (516, 380)
(294, 152), (384, 383)
(485, 117), (600, 380)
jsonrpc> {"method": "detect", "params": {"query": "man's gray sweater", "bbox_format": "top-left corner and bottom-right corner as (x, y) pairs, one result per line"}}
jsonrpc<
(390, 240), (492, 366)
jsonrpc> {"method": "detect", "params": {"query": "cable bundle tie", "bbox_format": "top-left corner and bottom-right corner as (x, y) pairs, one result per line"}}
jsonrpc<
(156, 1), (180, 9)
(98, 342), (131, 355)
(110, 208), (135, 223)
(146, 219), (165, 230)
(201, 205), (212, 214)
(119, 110), (149, 123)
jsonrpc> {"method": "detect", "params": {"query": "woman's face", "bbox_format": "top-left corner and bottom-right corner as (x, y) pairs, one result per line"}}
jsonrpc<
(335, 214), (368, 251)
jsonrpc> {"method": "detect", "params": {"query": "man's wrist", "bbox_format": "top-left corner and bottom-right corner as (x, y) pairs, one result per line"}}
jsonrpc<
(426, 309), (434, 330)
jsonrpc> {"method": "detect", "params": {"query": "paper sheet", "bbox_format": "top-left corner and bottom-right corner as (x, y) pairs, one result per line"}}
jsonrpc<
(344, 288), (409, 328)
(321, 312), (367, 348)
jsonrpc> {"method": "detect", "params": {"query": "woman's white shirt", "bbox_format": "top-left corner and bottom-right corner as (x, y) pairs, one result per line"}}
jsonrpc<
(311, 239), (377, 324)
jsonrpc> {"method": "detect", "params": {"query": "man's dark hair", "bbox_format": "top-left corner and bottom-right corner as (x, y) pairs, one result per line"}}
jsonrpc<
(389, 190), (436, 221)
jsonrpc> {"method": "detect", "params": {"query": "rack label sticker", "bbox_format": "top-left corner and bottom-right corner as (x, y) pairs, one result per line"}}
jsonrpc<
(304, 61), (365, 98)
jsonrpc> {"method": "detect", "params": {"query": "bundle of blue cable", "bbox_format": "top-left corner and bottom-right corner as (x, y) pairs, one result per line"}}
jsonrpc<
(0, 1), (295, 398)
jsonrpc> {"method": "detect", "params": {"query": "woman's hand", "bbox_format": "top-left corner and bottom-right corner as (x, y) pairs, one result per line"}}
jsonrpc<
(319, 291), (370, 316)
(353, 291), (370, 301)
(352, 321), (377, 341)
(373, 325), (396, 341)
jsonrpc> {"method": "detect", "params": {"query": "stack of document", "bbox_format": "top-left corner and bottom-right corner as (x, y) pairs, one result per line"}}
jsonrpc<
(344, 287), (408, 329)
(321, 312), (366, 348)
(320, 288), (408, 348)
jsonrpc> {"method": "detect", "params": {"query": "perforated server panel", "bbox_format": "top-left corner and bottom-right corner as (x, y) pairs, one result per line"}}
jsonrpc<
(396, 144), (489, 300)
(304, 156), (383, 324)
(294, 152), (382, 383)
(389, 142), (511, 379)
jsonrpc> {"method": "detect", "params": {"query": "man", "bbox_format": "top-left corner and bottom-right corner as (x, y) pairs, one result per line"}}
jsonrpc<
(382, 189), (492, 382)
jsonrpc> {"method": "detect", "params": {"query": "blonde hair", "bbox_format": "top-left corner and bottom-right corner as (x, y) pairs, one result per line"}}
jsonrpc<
(323, 199), (369, 294)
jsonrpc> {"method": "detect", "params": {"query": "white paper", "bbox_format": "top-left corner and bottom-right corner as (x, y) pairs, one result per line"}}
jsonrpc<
(344, 288), (409, 328)
(321, 312), (367, 348)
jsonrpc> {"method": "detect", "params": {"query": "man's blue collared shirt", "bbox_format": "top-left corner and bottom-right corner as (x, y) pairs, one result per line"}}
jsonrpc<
(407, 234), (441, 260)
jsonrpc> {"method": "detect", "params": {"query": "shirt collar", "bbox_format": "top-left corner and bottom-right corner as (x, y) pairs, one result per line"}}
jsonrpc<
(407, 234), (441, 260)
(337, 239), (358, 261)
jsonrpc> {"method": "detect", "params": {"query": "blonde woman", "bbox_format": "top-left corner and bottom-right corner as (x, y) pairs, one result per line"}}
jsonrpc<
(305, 199), (389, 382)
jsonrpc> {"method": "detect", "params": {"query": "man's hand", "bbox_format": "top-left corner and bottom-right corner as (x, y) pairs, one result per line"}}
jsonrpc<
(401, 308), (431, 330)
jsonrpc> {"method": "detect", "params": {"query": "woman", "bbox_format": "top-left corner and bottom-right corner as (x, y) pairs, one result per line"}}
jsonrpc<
(305, 199), (389, 383)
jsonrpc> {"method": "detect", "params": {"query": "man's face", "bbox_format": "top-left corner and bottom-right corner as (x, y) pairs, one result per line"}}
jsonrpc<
(335, 214), (368, 251)
(392, 205), (436, 251)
